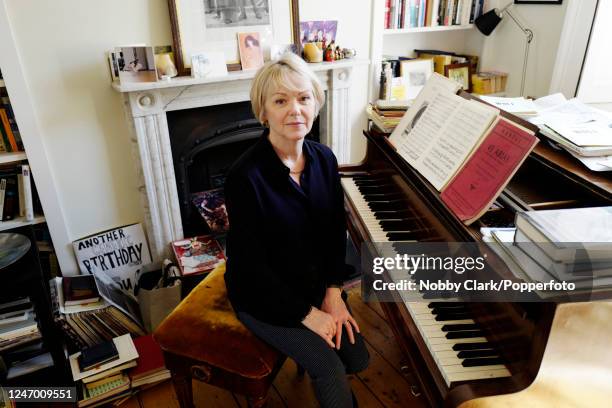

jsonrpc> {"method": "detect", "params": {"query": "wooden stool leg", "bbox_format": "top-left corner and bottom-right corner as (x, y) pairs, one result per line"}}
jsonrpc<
(172, 372), (194, 408)
(247, 395), (268, 408)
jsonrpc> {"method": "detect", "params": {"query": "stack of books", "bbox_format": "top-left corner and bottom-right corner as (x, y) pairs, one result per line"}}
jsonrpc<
(128, 335), (170, 388)
(0, 297), (54, 381)
(486, 207), (612, 297)
(0, 163), (36, 222)
(50, 277), (145, 350)
(366, 100), (410, 134)
(70, 334), (138, 407)
(70, 334), (170, 407)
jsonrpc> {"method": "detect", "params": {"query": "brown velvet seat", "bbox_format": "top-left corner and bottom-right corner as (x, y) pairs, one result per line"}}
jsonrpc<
(153, 262), (285, 408)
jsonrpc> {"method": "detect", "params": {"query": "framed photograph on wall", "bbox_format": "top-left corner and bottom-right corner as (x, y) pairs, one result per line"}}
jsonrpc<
(400, 59), (434, 100)
(168, 0), (300, 75)
(444, 62), (472, 92)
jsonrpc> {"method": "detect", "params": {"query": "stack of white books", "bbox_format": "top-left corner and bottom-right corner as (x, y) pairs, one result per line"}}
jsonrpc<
(484, 207), (612, 298)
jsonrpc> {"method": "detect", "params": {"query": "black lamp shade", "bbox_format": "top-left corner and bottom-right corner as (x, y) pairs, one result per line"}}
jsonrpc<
(475, 9), (502, 36)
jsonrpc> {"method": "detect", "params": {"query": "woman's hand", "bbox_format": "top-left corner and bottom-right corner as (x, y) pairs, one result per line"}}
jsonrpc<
(302, 307), (337, 348)
(321, 287), (360, 349)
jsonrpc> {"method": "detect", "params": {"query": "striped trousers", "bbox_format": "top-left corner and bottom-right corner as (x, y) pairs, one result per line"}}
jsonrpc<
(238, 311), (370, 408)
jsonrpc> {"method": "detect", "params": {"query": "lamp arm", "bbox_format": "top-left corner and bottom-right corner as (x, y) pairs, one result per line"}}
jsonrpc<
(504, 8), (534, 43)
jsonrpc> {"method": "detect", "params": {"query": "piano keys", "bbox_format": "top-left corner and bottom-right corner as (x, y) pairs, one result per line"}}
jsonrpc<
(340, 119), (612, 407)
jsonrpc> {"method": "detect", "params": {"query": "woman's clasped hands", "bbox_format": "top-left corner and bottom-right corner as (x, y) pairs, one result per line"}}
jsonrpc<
(302, 287), (361, 349)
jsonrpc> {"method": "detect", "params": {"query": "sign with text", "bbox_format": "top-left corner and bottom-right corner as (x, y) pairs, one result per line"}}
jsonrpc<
(73, 223), (152, 297)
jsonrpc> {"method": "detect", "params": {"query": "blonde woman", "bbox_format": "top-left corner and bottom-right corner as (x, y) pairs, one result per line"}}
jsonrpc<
(224, 53), (369, 407)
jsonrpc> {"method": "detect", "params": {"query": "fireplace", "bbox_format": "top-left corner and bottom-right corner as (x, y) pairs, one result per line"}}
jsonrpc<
(167, 102), (320, 238)
(114, 59), (366, 264)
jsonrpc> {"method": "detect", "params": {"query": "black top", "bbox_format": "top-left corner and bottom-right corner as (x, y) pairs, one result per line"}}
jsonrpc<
(224, 132), (348, 327)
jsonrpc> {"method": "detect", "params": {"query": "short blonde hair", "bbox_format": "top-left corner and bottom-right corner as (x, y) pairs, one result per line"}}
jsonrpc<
(250, 53), (325, 124)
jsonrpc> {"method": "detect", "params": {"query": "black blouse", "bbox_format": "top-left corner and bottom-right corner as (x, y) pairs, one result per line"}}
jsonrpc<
(224, 132), (348, 327)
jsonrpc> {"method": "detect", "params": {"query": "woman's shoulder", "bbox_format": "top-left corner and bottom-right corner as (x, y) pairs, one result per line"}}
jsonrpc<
(304, 139), (338, 166)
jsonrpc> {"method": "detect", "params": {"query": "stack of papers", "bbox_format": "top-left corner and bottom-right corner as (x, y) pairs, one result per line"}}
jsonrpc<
(479, 93), (612, 171)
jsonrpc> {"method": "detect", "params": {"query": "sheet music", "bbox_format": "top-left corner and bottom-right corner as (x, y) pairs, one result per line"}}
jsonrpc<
(399, 96), (498, 191)
(389, 73), (461, 146)
(396, 91), (459, 162)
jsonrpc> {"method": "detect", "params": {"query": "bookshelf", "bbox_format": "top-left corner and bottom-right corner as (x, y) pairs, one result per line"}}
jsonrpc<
(384, 24), (474, 35)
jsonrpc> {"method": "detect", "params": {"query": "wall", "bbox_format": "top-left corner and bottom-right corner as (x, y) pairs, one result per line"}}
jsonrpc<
(470, 0), (568, 97)
(5, 0), (372, 273)
(299, 0), (373, 163)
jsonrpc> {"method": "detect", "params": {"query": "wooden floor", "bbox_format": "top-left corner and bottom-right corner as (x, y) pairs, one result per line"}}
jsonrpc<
(109, 287), (428, 408)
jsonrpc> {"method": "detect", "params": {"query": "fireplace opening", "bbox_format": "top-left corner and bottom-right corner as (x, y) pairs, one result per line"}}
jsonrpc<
(167, 101), (320, 238)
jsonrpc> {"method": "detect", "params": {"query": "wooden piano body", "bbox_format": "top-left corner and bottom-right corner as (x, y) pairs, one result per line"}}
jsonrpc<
(339, 106), (612, 407)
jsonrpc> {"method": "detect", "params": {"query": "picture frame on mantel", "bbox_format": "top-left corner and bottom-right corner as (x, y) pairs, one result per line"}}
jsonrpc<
(168, 0), (300, 76)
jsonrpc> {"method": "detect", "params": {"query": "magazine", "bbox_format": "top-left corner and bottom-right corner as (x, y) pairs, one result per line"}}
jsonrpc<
(191, 189), (229, 234)
(171, 236), (226, 276)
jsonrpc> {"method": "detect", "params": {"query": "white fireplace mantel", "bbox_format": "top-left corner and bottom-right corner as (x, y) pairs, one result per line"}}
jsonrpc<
(114, 59), (368, 264)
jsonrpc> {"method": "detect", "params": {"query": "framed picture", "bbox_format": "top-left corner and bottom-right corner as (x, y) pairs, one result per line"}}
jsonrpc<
(238, 32), (265, 70)
(299, 20), (337, 49)
(444, 62), (472, 92)
(514, 0), (562, 4)
(400, 59), (434, 100)
(168, 0), (300, 75)
(115, 46), (158, 84)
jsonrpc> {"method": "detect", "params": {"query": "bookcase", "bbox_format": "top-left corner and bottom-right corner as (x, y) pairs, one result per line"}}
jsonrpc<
(368, 0), (485, 100)
(0, 72), (69, 384)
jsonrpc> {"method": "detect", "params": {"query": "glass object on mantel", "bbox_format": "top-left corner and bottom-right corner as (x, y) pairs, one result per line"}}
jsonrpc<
(157, 53), (178, 78)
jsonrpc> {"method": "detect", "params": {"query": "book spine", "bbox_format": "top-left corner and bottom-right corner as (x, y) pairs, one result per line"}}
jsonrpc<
(21, 165), (33, 221)
(431, 0), (440, 26)
(385, 0), (391, 29)
(0, 179), (5, 221)
(0, 109), (18, 152)
(17, 173), (24, 217)
(2, 176), (17, 221)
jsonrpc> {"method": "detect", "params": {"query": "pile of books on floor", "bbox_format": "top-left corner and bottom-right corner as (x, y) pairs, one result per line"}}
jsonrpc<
(70, 334), (171, 407)
(484, 206), (612, 298)
(50, 274), (145, 350)
(0, 297), (53, 381)
(366, 100), (410, 134)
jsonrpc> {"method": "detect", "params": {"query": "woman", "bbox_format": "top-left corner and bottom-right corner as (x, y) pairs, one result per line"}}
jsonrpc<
(224, 53), (369, 407)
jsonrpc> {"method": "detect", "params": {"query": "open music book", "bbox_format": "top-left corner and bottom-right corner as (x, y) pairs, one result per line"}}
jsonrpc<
(389, 75), (538, 225)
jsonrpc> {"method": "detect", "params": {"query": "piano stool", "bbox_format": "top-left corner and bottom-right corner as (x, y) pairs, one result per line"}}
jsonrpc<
(153, 262), (286, 408)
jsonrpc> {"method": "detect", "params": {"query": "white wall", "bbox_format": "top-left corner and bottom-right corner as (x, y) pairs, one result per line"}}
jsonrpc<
(300, 0), (373, 163)
(6, 0), (173, 273)
(5, 0), (372, 273)
(474, 0), (568, 97)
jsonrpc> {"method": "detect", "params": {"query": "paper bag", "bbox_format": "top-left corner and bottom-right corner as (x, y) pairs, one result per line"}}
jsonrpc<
(137, 280), (181, 333)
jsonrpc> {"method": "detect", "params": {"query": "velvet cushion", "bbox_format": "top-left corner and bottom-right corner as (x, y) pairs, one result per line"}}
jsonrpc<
(153, 262), (282, 379)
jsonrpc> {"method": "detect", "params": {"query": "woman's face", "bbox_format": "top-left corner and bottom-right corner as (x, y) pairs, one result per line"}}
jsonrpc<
(262, 73), (316, 142)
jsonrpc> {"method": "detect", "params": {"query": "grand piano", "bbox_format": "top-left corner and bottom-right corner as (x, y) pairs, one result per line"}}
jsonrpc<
(339, 100), (612, 407)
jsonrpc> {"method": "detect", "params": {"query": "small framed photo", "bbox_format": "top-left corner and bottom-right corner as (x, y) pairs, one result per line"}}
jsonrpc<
(400, 59), (434, 100)
(514, 0), (562, 4)
(191, 52), (228, 78)
(238, 32), (264, 71)
(115, 46), (158, 84)
(444, 62), (472, 92)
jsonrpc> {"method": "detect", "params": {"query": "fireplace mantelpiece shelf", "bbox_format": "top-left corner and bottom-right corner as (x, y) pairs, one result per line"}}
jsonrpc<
(113, 59), (368, 264)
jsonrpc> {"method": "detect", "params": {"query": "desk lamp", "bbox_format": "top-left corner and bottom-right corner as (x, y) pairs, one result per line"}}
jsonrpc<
(475, 3), (534, 96)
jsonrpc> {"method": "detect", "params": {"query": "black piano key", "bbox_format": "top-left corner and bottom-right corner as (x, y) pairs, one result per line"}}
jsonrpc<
(446, 330), (485, 339)
(368, 201), (411, 211)
(457, 349), (499, 359)
(428, 302), (467, 309)
(431, 307), (468, 315)
(441, 324), (479, 332)
(434, 312), (471, 321)
(363, 193), (405, 201)
(374, 210), (417, 219)
(461, 357), (504, 367)
(452, 342), (493, 351)
(380, 221), (420, 231)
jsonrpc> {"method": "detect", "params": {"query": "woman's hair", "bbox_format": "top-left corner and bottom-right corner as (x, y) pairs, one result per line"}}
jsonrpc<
(250, 53), (325, 124)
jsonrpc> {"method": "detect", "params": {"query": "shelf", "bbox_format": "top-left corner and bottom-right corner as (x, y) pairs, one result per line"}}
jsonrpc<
(0, 215), (45, 232)
(0, 151), (26, 164)
(0, 79), (5, 87)
(384, 24), (474, 34)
